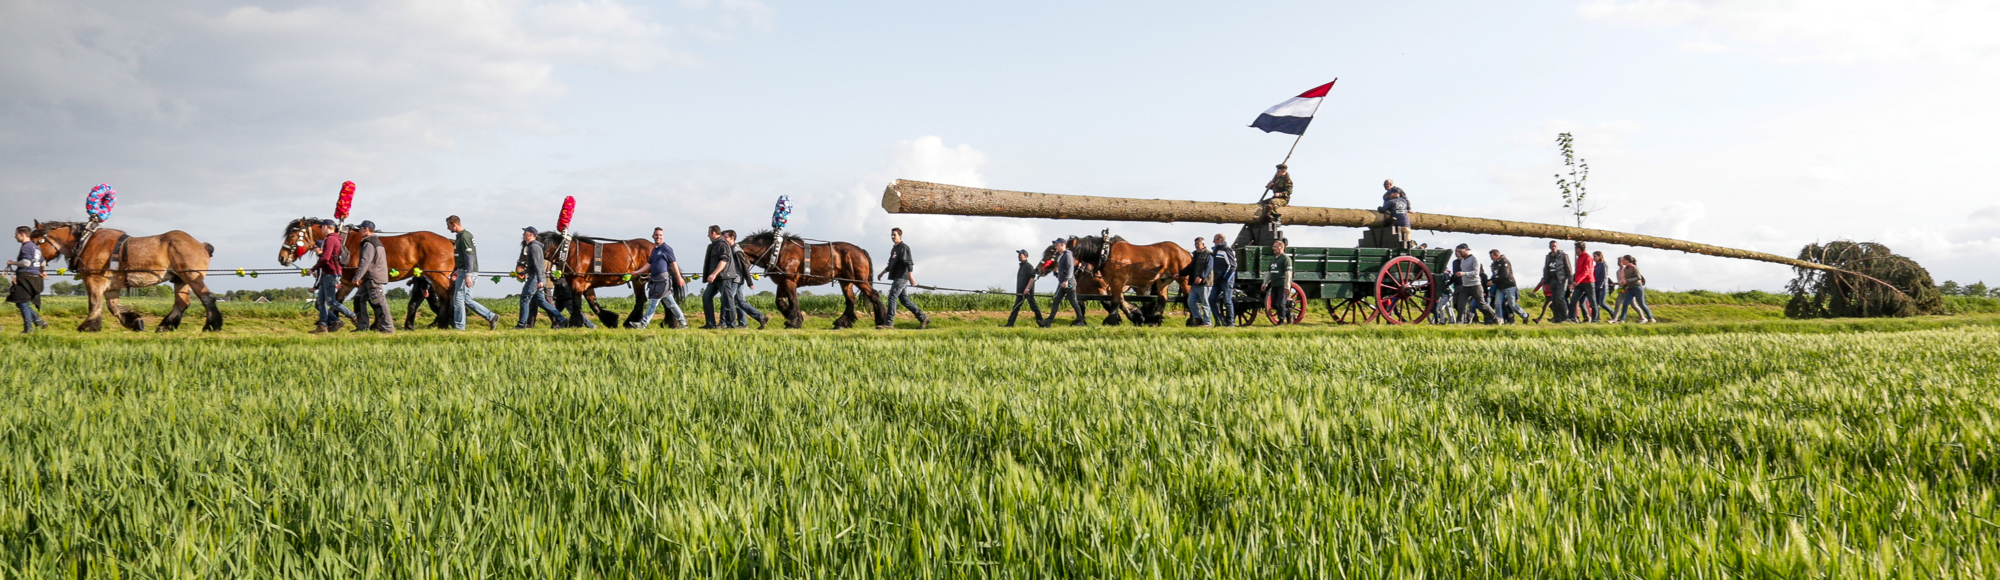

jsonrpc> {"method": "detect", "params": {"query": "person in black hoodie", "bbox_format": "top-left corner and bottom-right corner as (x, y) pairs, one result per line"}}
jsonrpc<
(1003, 249), (1043, 327)
(1537, 240), (1573, 323)
(699, 225), (739, 329)
(877, 228), (929, 329)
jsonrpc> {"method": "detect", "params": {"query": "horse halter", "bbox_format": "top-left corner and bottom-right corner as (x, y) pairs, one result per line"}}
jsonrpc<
(279, 217), (314, 265)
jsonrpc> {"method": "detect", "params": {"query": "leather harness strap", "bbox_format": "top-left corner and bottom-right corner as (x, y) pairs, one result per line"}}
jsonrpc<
(590, 242), (603, 274)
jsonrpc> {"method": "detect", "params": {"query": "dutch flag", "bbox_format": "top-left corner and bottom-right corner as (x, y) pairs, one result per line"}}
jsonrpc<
(1249, 80), (1335, 136)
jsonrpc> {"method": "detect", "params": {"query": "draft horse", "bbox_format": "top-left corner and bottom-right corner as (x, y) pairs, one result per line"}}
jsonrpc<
(1039, 233), (1189, 326)
(737, 230), (884, 329)
(279, 218), (455, 328)
(532, 231), (653, 328)
(31, 220), (223, 332)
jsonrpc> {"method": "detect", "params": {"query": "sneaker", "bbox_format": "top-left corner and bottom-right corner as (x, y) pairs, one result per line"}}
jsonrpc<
(1070, 320), (1088, 327)
(310, 324), (327, 334)
(487, 317), (498, 331)
(917, 318), (930, 330)
(876, 324), (893, 330)
(328, 319), (345, 332)
(756, 317), (768, 330)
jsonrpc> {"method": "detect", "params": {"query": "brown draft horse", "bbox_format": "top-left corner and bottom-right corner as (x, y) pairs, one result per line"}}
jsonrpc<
(279, 218), (455, 328)
(1039, 233), (1189, 326)
(736, 230), (884, 329)
(31, 220), (223, 332)
(531, 231), (653, 328)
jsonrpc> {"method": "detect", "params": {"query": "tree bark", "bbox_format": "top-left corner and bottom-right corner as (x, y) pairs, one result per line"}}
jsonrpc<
(883, 179), (1842, 273)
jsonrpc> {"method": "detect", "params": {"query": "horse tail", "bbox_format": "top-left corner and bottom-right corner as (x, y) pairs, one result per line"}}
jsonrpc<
(203, 243), (215, 257)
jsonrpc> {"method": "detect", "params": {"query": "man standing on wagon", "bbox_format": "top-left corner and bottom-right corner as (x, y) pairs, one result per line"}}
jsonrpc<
(446, 215), (499, 331)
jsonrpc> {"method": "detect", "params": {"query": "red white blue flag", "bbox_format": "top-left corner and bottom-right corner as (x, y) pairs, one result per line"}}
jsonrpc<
(1250, 80), (1335, 135)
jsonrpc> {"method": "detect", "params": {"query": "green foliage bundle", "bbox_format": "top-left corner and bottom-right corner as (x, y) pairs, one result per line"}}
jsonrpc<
(1785, 240), (1943, 318)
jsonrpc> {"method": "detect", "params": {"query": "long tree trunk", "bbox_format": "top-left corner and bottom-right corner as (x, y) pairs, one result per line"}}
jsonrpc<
(883, 179), (1843, 273)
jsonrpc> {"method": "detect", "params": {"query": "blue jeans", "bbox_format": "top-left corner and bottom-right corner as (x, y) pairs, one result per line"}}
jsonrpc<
(702, 280), (738, 328)
(1211, 275), (1235, 326)
(16, 303), (43, 331)
(884, 278), (924, 324)
(733, 283), (766, 326)
(1592, 282), (1612, 320)
(1187, 285), (1212, 325)
(450, 271), (497, 330)
(636, 281), (686, 328)
(516, 276), (566, 328)
(1615, 285), (1655, 321)
(316, 275), (355, 327)
(1495, 287), (1529, 324)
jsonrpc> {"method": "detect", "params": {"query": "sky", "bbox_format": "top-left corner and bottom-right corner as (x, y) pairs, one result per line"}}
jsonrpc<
(4, 0), (1998, 297)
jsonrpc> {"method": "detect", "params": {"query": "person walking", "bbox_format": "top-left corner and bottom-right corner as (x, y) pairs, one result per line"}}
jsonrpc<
(1209, 234), (1237, 326)
(1186, 237), (1214, 327)
(877, 227), (929, 329)
(1265, 238), (1294, 323)
(1044, 238), (1087, 327)
(1613, 255), (1656, 323)
(1448, 244), (1498, 325)
(1590, 250), (1613, 322)
(6, 226), (48, 333)
(446, 215), (499, 331)
(1379, 182), (1412, 248)
(310, 219), (357, 334)
(1488, 249), (1529, 324)
(1569, 241), (1598, 323)
(1537, 240), (1573, 323)
(699, 225), (738, 329)
(1003, 249), (1043, 327)
(632, 227), (687, 329)
(725, 230), (768, 329)
(513, 226), (568, 329)
(348, 221), (395, 333)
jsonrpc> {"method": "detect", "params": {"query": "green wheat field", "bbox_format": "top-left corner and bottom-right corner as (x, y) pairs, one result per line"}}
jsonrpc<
(2, 294), (1998, 578)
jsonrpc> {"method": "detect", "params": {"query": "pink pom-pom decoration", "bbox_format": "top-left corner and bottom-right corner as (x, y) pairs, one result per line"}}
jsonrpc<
(334, 181), (356, 221)
(85, 184), (117, 221)
(556, 196), (575, 232)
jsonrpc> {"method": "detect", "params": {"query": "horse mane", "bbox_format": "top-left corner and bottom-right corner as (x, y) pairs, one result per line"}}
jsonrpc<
(743, 229), (803, 246)
(33, 220), (87, 236)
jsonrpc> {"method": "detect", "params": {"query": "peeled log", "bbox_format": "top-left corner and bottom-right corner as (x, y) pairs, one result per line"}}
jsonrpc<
(883, 179), (1843, 273)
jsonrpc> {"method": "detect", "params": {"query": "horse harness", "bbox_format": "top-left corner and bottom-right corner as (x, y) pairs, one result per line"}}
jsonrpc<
(752, 235), (814, 280)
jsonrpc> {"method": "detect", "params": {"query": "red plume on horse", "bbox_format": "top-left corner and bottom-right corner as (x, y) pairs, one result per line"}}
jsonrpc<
(278, 182), (459, 328)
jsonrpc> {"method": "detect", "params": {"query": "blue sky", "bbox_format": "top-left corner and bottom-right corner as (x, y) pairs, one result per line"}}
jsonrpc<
(4, 0), (1997, 296)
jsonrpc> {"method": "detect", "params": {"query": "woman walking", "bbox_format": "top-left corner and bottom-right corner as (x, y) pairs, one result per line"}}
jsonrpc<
(1612, 255), (1655, 323)
(7, 226), (49, 333)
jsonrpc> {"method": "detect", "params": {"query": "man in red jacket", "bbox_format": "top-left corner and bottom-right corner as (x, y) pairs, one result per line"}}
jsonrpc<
(1569, 241), (1598, 323)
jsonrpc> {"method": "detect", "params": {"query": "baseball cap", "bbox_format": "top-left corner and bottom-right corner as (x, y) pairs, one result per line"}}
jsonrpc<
(523, 226), (539, 234)
(358, 220), (377, 230)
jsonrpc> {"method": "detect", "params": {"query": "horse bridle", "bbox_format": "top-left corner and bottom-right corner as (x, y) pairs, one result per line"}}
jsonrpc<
(37, 221), (97, 266)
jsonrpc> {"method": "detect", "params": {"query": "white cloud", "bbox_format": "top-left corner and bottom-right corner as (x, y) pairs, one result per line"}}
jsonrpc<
(1579, 0), (2000, 68)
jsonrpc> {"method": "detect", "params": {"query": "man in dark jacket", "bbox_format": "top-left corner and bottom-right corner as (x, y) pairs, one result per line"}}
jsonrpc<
(7, 226), (48, 333)
(1186, 237), (1214, 327)
(1044, 238), (1086, 327)
(513, 226), (567, 329)
(725, 230), (767, 329)
(349, 221), (395, 333)
(1379, 181), (1412, 248)
(311, 219), (357, 333)
(1488, 249), (1528, 324)
(1538, 240), (1573, 323)
(1209, 234), (1237, 326)
(1265, 238), (1294, 323)
(1003, 249), (1043, 327)
(876, 227), (928, 329)
(699, 225), (738, 329)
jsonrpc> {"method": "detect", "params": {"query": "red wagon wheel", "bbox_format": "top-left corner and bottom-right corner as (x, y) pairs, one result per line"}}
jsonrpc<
(1264, 282), (1307, 326)
(1325, 295), (1374, 324)
(1373, 256), (1435, 325)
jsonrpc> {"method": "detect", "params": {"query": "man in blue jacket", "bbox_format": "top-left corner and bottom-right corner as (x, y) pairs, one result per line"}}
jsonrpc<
(1209, 233), (1237, 326)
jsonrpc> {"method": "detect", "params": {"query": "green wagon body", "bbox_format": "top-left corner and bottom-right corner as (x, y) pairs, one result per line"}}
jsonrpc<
(1233, 245), (1452, 301)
